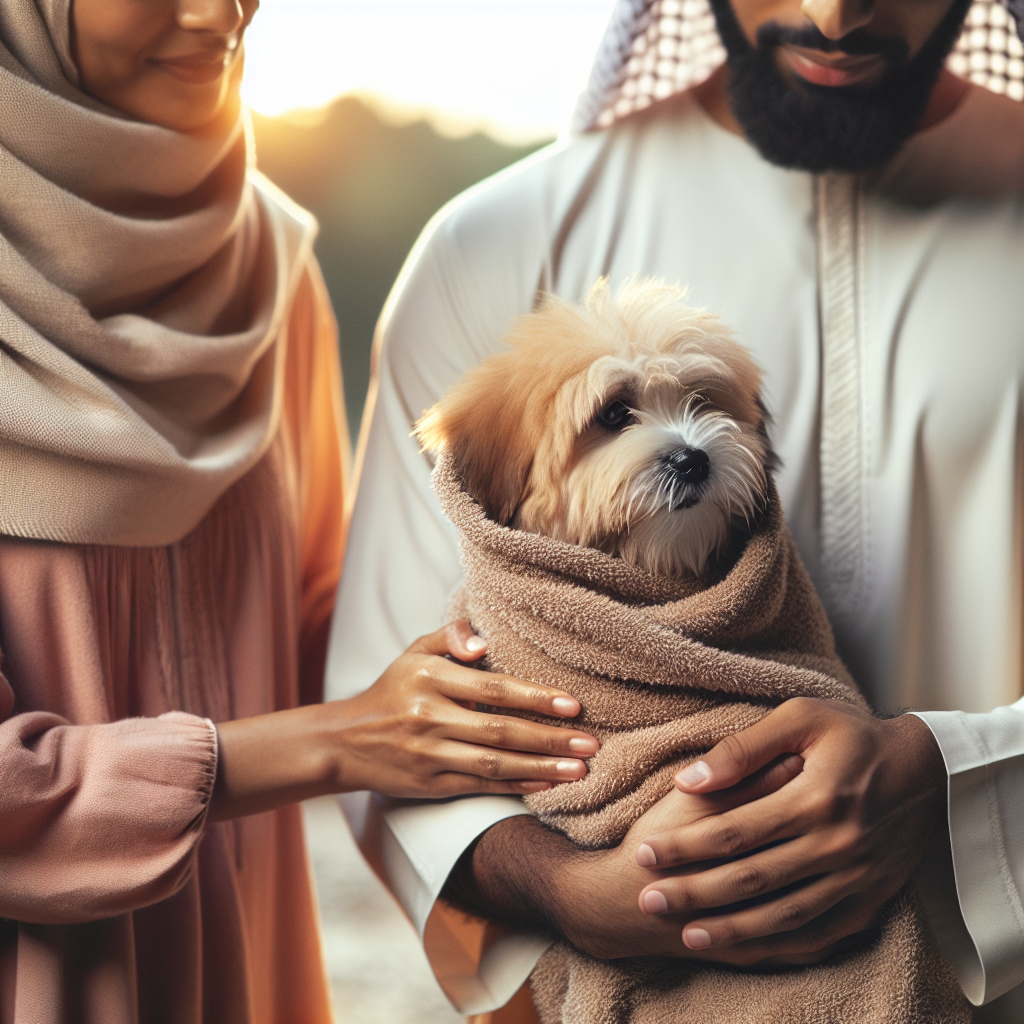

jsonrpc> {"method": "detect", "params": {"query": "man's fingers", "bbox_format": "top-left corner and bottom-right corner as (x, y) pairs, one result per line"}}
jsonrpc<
(675, 699), (823, 795)
(638, 766), (841, 867)
(638, 830), (854, 916)
(681, 916), (880, 968)
(693, 754), (805, 814)
(678, 875), (878, 951)
(635, 754), (805, 868)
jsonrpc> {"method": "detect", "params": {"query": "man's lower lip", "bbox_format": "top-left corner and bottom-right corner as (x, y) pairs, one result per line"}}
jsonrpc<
(150, 58), (229, 85)
(783, 49), (884, 87)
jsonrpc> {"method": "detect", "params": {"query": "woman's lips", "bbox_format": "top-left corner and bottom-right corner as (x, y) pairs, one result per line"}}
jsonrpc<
(149, 50), (233, 85)
(781, 45), (886, 87)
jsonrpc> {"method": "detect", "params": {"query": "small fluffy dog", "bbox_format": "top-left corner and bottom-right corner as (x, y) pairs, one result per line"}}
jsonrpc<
(415, 278), (775, 579)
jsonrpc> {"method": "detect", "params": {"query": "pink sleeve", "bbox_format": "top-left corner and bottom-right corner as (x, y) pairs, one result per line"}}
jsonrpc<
(0, 674), (217, 925)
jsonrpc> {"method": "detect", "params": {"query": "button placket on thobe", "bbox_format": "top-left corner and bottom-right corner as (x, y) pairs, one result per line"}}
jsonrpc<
(816, 172), (870, 622)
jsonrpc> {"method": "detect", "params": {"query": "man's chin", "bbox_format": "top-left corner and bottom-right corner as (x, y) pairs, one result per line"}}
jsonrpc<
(706, 0), (973, 173)
(725, 57), (930, 173)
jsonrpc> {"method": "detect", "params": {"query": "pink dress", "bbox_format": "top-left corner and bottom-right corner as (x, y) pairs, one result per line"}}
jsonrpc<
(0, 264), (347, 1024)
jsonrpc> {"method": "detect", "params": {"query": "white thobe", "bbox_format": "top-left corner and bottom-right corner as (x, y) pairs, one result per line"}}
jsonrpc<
(326, 84), (1024, 1016)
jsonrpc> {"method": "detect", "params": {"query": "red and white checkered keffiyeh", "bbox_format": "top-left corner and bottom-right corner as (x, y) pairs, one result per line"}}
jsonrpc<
(572, 0), (1024, 131)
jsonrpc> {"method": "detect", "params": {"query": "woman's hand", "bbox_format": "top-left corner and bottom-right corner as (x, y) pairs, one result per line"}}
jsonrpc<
(209, 621), (600, 820)
(332, 620), (599, 797)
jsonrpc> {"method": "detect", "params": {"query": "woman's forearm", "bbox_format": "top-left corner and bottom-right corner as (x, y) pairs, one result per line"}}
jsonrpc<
(208, 703), (340, 821)
(207, 622), (601, 822)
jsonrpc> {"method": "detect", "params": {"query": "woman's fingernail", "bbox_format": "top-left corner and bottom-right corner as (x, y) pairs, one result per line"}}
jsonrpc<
(556, 760), (582, 776)
(465, 635), (487, 653)
(677, 760), (711, 788)
(683, 927), (712, 949)
(568, 737), (597, 754)
(641, 890), (668, 915)
(636, 843), (657, 867)
(552, 696), (579, 716)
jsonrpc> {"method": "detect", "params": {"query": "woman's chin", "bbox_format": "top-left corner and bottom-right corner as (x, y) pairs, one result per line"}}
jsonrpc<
(99, 69), (240, 133)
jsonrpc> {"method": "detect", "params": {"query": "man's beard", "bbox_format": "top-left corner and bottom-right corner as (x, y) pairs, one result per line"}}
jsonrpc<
(706, 0), (973, 172)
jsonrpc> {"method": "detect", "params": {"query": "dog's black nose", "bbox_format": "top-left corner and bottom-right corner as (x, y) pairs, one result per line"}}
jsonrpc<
(664, 446), (710, 484)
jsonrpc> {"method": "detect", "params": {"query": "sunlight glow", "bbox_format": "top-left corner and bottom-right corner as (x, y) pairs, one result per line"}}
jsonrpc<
(242, 0), (616, 141)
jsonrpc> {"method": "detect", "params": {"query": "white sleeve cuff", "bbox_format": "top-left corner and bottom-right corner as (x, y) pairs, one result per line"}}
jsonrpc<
(911, 703), (1024, 1006)
(337, 791), (552, 1014)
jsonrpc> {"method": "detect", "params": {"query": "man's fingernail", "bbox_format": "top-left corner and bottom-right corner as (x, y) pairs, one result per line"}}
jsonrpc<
(552, 696), (579, 716)
(636, 843), (657, 867)
(677, 760), (711, 788)
(683, 927), (712, 949)
(641, 890), (668, 915)
(465, 636), (487, 653)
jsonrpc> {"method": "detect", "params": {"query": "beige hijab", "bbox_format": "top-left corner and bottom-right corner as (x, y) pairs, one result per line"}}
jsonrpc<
(0, 1), (316, 546)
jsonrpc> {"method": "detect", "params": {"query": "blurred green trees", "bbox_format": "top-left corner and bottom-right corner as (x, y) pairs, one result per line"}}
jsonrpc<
(252, 98), (547, 441)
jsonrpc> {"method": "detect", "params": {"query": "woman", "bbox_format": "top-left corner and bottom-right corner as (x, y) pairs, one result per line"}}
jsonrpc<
(0, 2), (598, 1022)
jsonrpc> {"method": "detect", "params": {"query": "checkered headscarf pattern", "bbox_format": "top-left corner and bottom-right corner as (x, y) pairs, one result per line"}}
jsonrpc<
(572, 0), (1024, 131)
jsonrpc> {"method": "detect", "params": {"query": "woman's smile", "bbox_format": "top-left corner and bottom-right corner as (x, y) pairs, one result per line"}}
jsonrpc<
(148, 45), (237, 86)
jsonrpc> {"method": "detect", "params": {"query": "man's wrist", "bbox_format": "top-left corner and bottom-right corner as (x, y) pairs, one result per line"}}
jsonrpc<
(441, 815), (590, 937)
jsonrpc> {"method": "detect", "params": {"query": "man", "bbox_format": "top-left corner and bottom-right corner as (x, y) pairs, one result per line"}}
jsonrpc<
(327, 0), (1024, 1018)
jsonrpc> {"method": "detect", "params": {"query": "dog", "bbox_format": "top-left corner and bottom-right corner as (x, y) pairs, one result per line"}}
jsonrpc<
(414, 277), (775, 579)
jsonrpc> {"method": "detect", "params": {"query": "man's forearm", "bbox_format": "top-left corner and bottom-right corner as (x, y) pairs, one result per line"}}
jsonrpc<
(442, 815), (596, 938)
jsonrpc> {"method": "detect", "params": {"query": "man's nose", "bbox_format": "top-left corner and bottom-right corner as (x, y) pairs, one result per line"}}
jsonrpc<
(800, 0), (874, 40)
(176, 0), (246, 34)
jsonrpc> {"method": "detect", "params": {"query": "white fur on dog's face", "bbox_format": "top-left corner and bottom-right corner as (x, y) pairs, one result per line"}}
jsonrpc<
(415, 278), (772, 579)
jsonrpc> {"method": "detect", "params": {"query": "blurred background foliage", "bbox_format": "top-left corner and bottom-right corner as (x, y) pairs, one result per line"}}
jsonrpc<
(252, 99), (548, 440)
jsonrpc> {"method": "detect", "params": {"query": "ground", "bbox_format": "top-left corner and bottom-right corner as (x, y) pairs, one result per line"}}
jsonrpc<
(302, 797), (463, 1024)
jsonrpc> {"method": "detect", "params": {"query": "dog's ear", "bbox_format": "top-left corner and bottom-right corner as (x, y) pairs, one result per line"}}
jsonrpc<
(414, 349), (542, 525)
(415, 295), (606, 525)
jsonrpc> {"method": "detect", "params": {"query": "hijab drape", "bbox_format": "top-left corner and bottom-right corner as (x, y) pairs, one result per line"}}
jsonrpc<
(0, 0), (316, 546)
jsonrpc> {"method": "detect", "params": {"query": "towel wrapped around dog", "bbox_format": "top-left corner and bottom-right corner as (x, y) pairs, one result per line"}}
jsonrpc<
(433, 449), (969, 1024)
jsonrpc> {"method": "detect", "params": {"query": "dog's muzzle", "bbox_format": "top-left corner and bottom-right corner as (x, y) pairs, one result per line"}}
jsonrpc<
(660, 446), (710, 509)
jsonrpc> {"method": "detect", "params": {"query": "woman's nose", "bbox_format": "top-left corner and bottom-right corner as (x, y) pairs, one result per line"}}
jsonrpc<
(800, 0), (874, 40)
(176, 0), (246, 34)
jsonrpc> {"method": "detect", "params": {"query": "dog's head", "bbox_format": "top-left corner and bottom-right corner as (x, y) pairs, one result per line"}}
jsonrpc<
(415, 278), (774, 578)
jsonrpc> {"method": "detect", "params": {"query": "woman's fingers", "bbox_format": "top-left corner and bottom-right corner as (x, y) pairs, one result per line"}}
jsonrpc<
(359, 626), (599, 796)
(407, 623), (586, 721)
(426, 739), (589, 784)
(445, 705), (598, 758)
(427, 774), (558, 797)
(407, 620), (489, 662)
(428, 655), (585, 722)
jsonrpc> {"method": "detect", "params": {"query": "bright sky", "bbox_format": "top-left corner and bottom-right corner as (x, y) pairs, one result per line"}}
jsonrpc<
(242, 0), (617, 141)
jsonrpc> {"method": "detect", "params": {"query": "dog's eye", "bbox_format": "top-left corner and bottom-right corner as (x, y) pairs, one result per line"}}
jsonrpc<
(596, 400), (636, 430)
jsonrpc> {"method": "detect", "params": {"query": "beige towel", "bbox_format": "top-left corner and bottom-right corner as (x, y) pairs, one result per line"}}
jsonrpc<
(434, 450), (969, 1024)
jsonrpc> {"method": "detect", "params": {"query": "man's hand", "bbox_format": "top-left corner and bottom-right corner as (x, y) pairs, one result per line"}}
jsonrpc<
(442, 753), (817, 964)
(633, 698), (947, 958)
